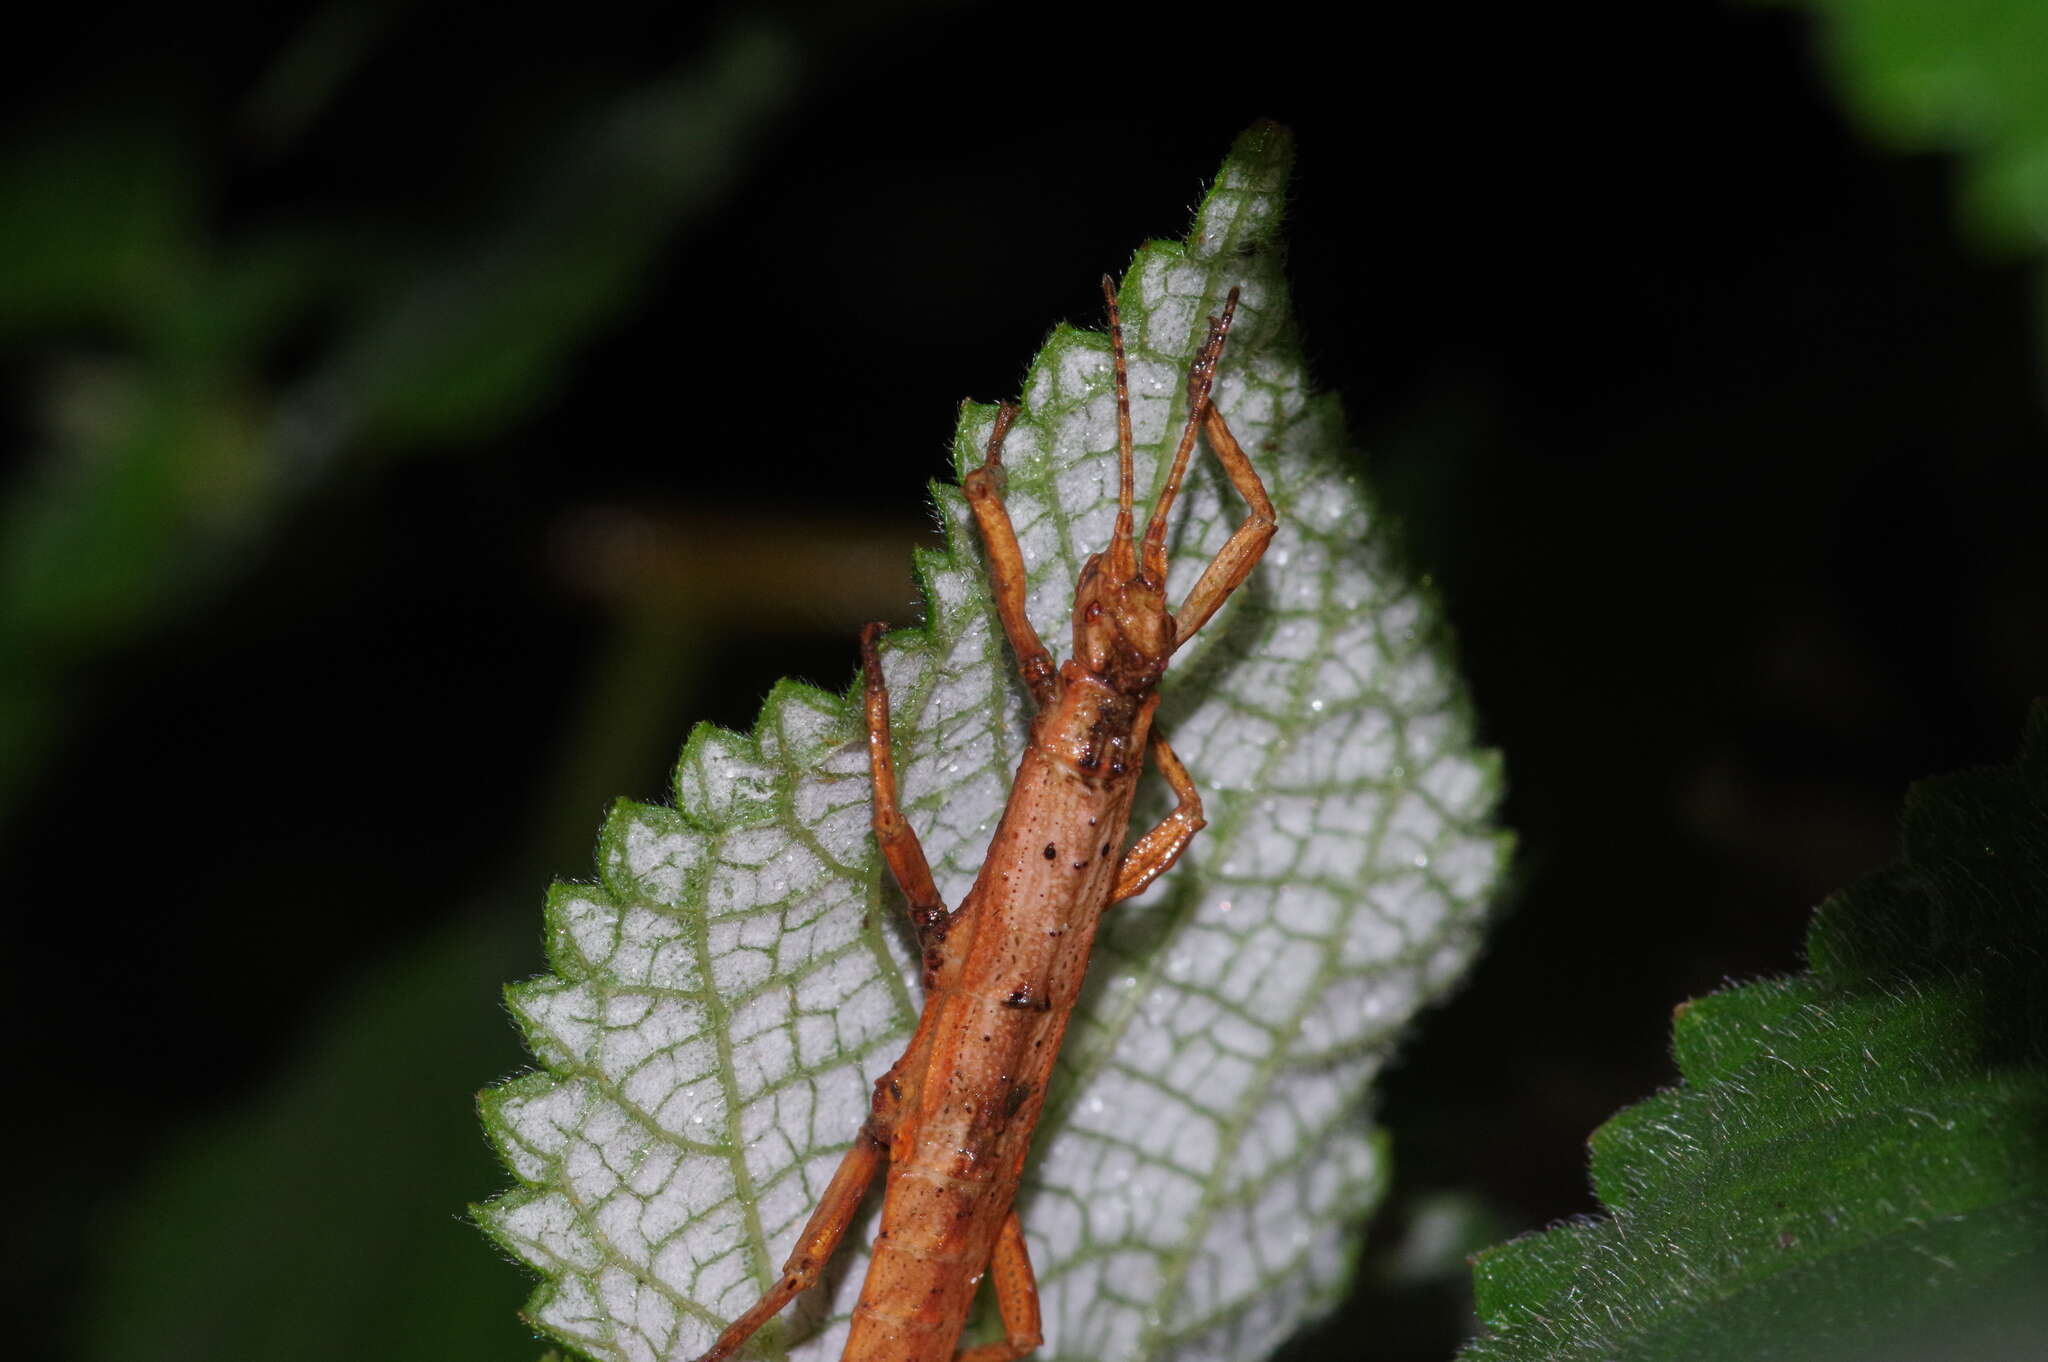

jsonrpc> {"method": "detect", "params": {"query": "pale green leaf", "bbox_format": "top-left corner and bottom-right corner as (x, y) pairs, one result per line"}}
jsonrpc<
(477, 123), (1508, 1362)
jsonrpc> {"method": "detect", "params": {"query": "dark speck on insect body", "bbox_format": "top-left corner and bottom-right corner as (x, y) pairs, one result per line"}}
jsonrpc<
(1043, 843), (1057, 860)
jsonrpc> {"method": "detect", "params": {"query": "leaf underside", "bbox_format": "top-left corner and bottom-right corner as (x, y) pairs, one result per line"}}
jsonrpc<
(477, 123), (1508, 1362)
(1462, 703), (2048, 1362)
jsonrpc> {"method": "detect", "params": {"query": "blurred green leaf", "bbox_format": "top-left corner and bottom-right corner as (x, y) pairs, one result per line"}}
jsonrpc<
(77, 915), (541, 1362)
(313, 22), (797, 450)
(0, 22), (799, 824)
(1774, 0), (2048, 395)
(74, 579), (723, 1361)
(1776, 1), (2048, 254)
(0, 115), (201, 333)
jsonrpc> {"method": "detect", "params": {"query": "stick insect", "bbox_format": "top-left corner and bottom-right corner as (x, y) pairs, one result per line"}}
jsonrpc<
(694, 277), (1276, 1362)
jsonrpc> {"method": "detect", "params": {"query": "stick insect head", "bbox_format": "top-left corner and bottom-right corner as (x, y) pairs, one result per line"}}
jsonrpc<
(1070, 280), (1239, 693)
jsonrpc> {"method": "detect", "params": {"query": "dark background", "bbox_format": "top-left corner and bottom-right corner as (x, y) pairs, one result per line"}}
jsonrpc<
(4, 2), (2044, 1360)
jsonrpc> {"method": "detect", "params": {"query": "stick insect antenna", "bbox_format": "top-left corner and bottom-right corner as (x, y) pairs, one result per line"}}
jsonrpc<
(982, 400), (1018, 468)
(1100, 275), (1137, 578)
(1140, 287), (1240, 583)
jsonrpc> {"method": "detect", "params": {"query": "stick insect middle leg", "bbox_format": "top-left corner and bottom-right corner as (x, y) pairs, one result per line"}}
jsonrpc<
(1169, 399), (1276, 648)
(693, 631), (954, 1362)
(1111, 722), (1205, 904)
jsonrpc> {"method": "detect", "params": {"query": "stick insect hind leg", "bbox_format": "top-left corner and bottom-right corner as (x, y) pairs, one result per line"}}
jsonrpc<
(690, 1127), (887, 1362)
(689, 628), (957, 1362)
(954, 1210), (1044, 1362)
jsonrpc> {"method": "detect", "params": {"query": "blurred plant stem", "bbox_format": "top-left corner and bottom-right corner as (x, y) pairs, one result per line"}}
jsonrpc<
(539, 506), (932, 871)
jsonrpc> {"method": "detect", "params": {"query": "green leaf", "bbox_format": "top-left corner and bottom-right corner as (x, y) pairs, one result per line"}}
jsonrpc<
(477, 123), (1510, 1362)
(1462, 704), (2048, 1362)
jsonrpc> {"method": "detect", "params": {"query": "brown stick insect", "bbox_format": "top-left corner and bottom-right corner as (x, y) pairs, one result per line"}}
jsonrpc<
(693, 276), (1276, 1362)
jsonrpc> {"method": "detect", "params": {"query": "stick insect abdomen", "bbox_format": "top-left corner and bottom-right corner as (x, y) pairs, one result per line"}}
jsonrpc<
(846, 694), (1151, 1359)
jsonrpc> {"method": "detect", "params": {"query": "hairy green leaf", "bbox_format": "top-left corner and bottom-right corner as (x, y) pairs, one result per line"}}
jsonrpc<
(1463, 704), (2048, 1362)
(477, 123), (1509, 1362)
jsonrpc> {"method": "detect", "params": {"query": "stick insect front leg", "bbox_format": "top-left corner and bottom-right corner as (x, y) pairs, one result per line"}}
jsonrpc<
(1171, 398), (1278, 649)
(961, 404), (1061, 709)
(1112, 352), (1278, 901)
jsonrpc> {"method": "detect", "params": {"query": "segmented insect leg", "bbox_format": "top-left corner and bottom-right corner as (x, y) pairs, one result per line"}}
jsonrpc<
(961, 403), (1061, 708)
(862, 622), (951, 947)
(688, 1131), (888, 1362)
(1168, 397), (1277, 648)
(1110, 719), (1206, 905)
(1140, 288), (1241, 584)
(953, 1210), (1043, 1362)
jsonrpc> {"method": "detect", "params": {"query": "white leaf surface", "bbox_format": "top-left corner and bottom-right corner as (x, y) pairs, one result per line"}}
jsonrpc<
(478, 123), (1507, 1362)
